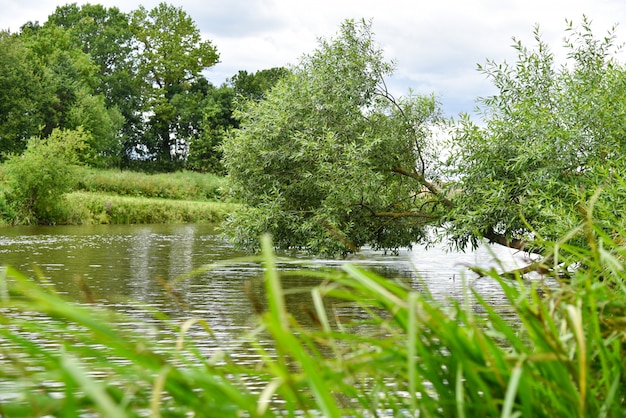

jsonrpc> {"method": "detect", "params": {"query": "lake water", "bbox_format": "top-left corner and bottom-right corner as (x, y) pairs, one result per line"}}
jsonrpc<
(0, 223), (537, 368)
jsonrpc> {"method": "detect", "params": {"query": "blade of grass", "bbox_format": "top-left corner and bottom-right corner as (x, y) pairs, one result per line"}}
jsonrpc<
(260, 234), (341, 417)
(61, 352), (127, 418)
(501, 359), (523, 418)
(408, 291), (419, 413)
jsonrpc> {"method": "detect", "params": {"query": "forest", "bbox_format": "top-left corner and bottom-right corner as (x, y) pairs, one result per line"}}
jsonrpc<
(0, 2), (288, 173)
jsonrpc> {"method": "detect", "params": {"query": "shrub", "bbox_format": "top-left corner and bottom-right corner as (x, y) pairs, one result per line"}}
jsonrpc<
(2, 128), (89, 224)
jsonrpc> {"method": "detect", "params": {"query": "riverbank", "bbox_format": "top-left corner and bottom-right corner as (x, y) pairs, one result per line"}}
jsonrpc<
(0, 167), (237, 225)
(63, 191), (238, 224)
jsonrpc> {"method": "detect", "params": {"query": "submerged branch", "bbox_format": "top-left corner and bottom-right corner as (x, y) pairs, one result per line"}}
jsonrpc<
(469, 255), (557, 280)
(482, 227), (527, 252)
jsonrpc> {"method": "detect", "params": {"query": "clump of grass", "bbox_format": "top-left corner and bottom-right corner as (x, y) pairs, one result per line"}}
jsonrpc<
(76, 167), (227, 201)
(63, 191), (239, 224)
(1, 220), (625, 416)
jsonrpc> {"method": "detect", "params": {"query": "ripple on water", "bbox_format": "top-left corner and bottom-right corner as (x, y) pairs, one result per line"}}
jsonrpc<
(0, 223), (554, 407)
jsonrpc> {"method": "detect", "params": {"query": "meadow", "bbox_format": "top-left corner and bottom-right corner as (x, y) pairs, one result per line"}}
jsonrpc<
(0, 167), (236, 226)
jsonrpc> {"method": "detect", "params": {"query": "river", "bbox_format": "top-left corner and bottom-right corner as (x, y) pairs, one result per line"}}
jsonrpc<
(0, 223), (536, 366)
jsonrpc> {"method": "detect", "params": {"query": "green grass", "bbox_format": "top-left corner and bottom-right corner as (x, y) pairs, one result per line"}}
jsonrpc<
(76, 167), (227, 201)
(0, 166), (234, 225)
(66, 168), (233, 225)
(1, 212), (625, 416)
(63, 191), (239, 224)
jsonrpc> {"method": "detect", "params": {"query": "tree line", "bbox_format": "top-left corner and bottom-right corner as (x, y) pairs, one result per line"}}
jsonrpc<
(0, 2), (288, 172)
(3, 5), (625, 260)
(222, 18), (626, 260)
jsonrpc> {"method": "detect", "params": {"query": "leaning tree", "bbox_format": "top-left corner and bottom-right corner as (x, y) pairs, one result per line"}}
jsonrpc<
(222, 19), (447, 256)
(447, 17), (626, 253)
(223, 18), (626, 259)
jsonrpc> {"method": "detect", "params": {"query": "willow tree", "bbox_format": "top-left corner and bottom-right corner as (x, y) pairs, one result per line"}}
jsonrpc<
(223, 18), (626, 258)
(447, 18), (626, 253)
(222, 19), (447, 255)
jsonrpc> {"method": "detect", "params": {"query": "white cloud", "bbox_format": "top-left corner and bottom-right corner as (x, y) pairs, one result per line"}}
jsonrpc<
(1, 0), (625, 117)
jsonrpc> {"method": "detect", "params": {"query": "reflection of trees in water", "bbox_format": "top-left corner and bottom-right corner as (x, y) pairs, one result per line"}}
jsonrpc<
(126, 224), (199, 309)
(1, 224), (543, 380)
(127, 227), (155, 303)
(167, 224), (196, 292)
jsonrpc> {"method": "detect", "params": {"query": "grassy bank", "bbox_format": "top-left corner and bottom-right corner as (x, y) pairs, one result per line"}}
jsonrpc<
(1, 216), (625, 416)
(64, 191), (238, 224)
(0, 167), (234, 225)
(75, 168), (226, 201)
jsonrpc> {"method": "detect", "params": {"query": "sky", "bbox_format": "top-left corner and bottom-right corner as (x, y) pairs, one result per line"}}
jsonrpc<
(2, 0), (625, 117)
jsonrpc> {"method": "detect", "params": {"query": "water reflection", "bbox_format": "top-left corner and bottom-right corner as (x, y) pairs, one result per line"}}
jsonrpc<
(0, 223), (547, 353)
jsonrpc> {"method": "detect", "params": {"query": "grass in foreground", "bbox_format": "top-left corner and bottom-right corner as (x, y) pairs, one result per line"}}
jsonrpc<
(0, 219), (625, 416)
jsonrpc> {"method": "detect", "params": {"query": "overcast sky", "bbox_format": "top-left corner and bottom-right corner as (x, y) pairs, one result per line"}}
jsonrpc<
(2, 0), (625, 117)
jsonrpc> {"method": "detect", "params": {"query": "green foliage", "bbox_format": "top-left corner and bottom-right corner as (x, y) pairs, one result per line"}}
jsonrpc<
(3, 128), (89, 223)
(131, 2), (220, 170)
(13, 3), (226, 171)
(222, 18), (626, 256)
(0, 188), (15, 224)
(64, 191), (236, 224)
(187, 84), (234, 174)
(222, 19), (444, 256)
(187, 68), (291, 174)
(45, 3), (144, 164)
(8, 5), (289, 173)
(61, 167), (230, 224)
(13, 21), (125, 166)
(75, 167), (226, 201)
(448, 18), (626, 251)
(229, 67), (292, 102)
(1, 212), (625, 416)
(0, 32), (46, 157)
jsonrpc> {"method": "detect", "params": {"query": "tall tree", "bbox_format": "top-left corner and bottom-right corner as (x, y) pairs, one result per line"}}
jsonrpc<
(229, 67), (291, 102)
(0, 32), (45, 157)
(187, 67), (290, 173)
(131, 2), (219, 170)
(222, 20), (444, 255)
(223, 18), (626, 258)
(447, 18), (626, 252)
(187, 83), (235, 173)
(18, 22), (123, 167)
(45, 3), (141, 164)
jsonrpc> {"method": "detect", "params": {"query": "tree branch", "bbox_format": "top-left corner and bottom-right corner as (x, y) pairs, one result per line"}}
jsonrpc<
(373, 211), (438, 219)
(469, 255), (557, 280)
(482, 227), (527, 251)
(391, 166), (454, 208)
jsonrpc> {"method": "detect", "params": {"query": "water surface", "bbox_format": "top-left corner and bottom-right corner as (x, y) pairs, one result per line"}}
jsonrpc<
(0, 223), (539, 360)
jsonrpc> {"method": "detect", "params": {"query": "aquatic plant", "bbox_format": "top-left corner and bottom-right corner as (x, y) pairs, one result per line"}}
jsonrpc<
(0, 218), (625, 416)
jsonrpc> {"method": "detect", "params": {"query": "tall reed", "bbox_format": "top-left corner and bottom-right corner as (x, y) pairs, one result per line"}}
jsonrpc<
(0, 220), (625, 416)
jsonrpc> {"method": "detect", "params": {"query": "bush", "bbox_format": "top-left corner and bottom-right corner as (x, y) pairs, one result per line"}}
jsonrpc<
(2, 128), (89, 224)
